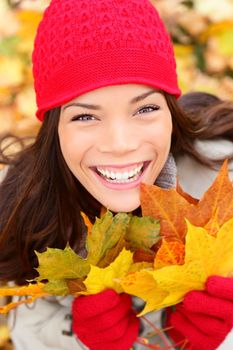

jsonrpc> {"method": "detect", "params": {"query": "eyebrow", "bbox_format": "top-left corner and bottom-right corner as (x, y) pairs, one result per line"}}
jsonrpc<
(62, 89), (158, 111)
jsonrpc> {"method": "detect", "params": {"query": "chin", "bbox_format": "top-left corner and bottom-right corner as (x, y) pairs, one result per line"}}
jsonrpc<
(105, 199), (141, 214)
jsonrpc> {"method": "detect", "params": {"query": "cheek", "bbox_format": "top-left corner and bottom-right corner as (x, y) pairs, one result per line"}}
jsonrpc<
(58, 126), (95, 171)
(161, 121), (172, 146)
(147, 118), (172, 150)
(58, 127), (81, 165)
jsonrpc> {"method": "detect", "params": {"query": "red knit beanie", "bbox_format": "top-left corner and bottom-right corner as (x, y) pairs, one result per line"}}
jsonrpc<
(32, 0), (181, 121)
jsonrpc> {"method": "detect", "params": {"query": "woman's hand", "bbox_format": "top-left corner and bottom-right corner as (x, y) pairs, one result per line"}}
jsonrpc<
(72, 289), (139, 350)
(170, 276), (233, 350)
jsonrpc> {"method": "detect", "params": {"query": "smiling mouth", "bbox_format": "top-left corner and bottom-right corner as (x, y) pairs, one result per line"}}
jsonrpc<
(94, 161), (150, 184)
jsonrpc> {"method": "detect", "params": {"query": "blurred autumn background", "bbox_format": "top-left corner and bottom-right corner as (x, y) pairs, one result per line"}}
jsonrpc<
(0, 0), (233, 348)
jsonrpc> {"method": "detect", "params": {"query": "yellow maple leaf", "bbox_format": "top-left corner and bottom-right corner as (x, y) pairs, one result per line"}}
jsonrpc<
(81, 248), (133, 295)
(148, 217), (233, 311)
(121, 217), (233, 316)
(121, 269), (167, 316)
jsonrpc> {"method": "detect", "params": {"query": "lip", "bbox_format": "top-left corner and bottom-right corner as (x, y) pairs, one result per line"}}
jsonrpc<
(91, 161), (151, 190)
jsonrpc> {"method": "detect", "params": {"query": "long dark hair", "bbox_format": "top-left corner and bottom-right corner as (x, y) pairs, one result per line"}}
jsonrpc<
(0, 108), (101, 284)
(0, 92), (224, 284)
(175, 91), (233, 167)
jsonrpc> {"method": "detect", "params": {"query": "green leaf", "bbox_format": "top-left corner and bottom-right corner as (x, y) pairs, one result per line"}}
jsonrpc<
(34, 211), (156, 297)
(43, 280), (69, 296)
(98, 236), (127, 268)
(34, 211), (131, 292)
(126, 216), (160, 250)
(35, 245), (90, 281)
(86, 211), (130, 265)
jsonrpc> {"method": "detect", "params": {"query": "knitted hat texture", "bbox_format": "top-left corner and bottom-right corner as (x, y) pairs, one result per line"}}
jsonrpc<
(32, 0), (181, 121)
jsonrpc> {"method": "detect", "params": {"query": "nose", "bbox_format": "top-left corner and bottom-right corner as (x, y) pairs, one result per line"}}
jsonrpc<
(97, 121), (139, 155)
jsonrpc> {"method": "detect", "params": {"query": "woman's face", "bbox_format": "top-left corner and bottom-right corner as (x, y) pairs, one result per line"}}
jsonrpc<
(58, 84), (172, 212)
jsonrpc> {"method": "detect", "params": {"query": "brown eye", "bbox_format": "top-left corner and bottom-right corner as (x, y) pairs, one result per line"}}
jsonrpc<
(137, 104), (160, 115)
(71, 114), (96, 121)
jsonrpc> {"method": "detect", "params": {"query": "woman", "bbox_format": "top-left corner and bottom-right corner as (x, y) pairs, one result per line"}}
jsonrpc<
(0, 1), (233, 349)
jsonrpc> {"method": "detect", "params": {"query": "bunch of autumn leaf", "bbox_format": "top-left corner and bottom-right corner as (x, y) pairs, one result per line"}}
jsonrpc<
(1, 161), (233, 320)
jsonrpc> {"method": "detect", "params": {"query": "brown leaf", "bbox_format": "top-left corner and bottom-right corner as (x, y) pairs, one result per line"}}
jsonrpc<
(66, 279), (86, 295)
(133, 248), (155, 263)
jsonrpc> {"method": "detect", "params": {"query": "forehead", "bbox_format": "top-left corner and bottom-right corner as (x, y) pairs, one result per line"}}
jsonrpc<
(62, 84), (160, 106)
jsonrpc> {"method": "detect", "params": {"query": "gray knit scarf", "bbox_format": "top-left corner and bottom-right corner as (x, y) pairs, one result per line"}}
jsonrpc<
(155, 152), (177, 189)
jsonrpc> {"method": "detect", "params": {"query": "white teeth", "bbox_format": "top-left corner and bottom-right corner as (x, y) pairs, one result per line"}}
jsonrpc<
(116, 172), (121, 180)
(110, 171), (116, 179)
(96, 164), (144, 182)
(129, 170), (134, 177)
(122, 172), (128, 180)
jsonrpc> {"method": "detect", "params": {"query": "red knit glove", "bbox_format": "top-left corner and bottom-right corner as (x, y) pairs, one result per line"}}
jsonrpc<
(72, 289), (140, 350)
(169, 276), (233, 350)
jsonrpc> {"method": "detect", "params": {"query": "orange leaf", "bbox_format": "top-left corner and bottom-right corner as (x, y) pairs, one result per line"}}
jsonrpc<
(197, 161), (233, 227)
(0, 283), (47, 297)
(204, 209), (220, 236)
(140, 161), (233, 241)
(176, 181), (199, 205)
(81, 211), (93, 236)
(0, 283), (48, 314)
(140, 183), (197, 242)
(0, 296), (42, 315)
(154, 240), (185, 269)
(100, 206), (107, 217)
